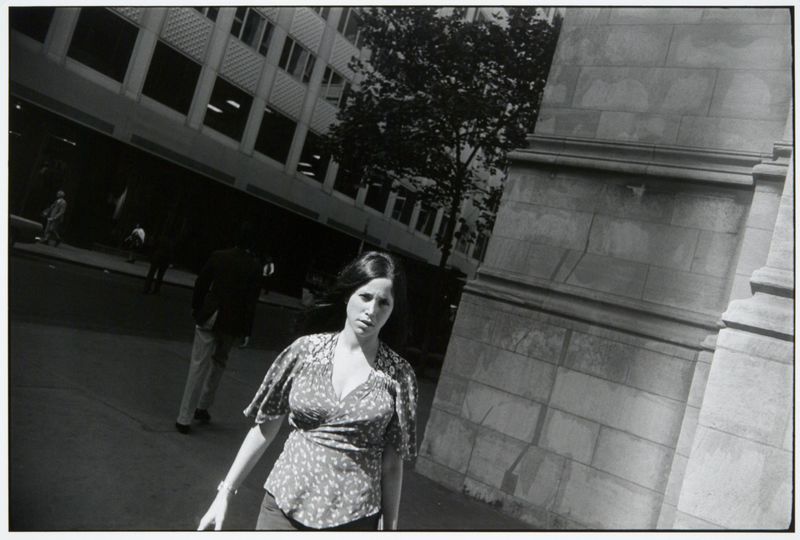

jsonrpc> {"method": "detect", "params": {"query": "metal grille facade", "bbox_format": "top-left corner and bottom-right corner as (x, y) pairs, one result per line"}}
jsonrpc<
(161, 8), (213, 63)
(220, 39), (265, 94)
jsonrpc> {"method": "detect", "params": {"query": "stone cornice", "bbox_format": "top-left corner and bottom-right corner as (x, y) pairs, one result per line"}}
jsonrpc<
(509, 135), (768, 187)
(469, 267), (720, 350)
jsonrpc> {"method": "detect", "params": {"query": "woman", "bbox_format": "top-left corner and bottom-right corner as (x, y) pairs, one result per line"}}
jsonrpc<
(198, 251), (417, 531)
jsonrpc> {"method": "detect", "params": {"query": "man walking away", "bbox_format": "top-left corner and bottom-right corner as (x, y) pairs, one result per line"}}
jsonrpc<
(143, 232), (175, 294)
(175, 222), (263, 434)
(39, 190), (67, 246)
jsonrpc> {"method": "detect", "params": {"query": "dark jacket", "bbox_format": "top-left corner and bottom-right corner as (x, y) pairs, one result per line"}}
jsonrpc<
(192, 247), (262, 337)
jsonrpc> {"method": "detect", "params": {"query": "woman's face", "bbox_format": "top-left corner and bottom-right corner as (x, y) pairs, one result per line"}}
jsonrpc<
(345, 277), (395, 340)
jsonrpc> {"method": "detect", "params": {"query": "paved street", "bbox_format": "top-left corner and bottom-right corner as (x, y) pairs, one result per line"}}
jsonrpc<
(7, 247), (531, 531)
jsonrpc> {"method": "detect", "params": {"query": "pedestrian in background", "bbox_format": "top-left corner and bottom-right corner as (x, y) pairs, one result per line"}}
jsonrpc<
(175, 222), (263, 433)
(197, 251), (417, 531)
(38, 190), (67, 246)
(142, 232), (175, 295)
(125, 224), (146, 263)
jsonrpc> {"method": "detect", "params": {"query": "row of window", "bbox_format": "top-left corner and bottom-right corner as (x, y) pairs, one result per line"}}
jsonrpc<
(10, 6), (487, 261)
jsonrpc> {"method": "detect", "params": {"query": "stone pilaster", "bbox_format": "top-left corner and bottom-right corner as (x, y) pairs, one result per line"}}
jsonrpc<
(671, 145), (793, 529)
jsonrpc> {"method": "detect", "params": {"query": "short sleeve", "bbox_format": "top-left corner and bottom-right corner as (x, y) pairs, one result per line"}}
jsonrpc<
(385, 358), (418, 460)
(243, 337), (306, 423)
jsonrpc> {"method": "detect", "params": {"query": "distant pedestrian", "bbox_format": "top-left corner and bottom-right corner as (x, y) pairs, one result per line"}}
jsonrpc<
(143, 232), (175, 295)
(175, 222), (263, 434)
(38, 190), (67, 246)
(124, 224), (146, 263)
(196, 251), (416, 532)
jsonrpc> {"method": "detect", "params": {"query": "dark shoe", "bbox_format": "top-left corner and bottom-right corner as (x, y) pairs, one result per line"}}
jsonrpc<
(175, 422), (191, 434)
(194, 409), (211, 424)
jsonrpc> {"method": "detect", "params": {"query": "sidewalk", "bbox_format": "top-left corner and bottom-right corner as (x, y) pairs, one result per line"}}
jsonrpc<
(12, 241), (303, 310)
(9, 243), (533, 531)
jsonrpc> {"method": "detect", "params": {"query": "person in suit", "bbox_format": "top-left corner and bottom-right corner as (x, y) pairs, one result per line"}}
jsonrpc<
(143, 232), (175, 295)
(175, 222), (263, 434)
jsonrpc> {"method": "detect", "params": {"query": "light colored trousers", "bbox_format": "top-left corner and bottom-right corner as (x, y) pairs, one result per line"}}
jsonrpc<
(176, 322), (235, 425)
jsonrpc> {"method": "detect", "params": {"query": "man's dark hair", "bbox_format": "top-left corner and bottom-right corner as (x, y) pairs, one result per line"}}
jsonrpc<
(235, 221), (258, 250)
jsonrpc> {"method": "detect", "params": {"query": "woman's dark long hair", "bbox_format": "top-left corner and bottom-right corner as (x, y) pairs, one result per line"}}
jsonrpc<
(298, 251), (409, 351)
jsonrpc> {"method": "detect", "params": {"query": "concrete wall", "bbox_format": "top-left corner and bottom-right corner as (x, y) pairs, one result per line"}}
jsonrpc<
(417, 7), (792, 530)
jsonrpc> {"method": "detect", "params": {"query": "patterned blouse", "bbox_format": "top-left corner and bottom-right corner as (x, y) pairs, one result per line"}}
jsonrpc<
(243, 332), (418, 529)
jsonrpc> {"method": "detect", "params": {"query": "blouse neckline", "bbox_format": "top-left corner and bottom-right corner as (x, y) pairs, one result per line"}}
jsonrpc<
(326, 331), (381, 403)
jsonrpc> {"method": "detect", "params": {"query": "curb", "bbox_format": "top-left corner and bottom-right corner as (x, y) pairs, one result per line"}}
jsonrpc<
(11, 243), (303, 311)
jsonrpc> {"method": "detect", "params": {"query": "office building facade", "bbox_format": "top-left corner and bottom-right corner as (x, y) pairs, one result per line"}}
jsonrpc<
(10, 6), (505, 289)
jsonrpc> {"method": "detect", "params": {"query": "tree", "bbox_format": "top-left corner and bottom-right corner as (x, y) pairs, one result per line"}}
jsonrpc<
(324, 7), (561, 365)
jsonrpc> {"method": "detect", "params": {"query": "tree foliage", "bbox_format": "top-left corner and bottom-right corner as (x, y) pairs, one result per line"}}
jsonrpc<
(324, 7), (561, 269)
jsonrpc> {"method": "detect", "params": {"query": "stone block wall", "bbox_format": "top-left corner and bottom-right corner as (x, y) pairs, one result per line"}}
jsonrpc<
(538, 7), (791, 152)
(417, 151), (789, 529)
(416, 7), (792, 530)
(419, 290), (702, 528)
(416, 153), (763, 528)
(489, 164), (755, 318)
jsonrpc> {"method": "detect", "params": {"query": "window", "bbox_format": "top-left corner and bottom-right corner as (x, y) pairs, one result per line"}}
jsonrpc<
(364, 181), (391, 212)
(311, 7), (331, 20)
(193, 7), (219, 21)
(333, 164), (361, 198)
(456, 223), (471, 253)
(10, 7), (55, 42)
(279, 37), (316, 83)
(391, 186), (416, 225)
(415, 204), (436, 236)
(473, 232), (489, 262)
(337, 7), (363, 46)
(437, 212), (452, 242)
(203, 77), (253, 141)
(297, 131), (330, 182)
(321, 67), (352, 108)
(230, 7), (274, 56)
(254, 107), (297, 163)
(143, 41), (201, 115)
(67, 8), (139, 82)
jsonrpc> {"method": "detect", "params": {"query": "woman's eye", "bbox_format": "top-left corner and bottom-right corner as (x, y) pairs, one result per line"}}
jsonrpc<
(359, 294), (371, 300)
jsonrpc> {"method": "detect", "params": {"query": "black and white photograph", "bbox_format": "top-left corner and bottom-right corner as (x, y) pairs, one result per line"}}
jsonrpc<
(4, 2), (795, 534)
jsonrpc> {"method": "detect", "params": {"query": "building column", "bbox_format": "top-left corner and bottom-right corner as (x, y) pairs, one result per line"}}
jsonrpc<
(123, 8), (167, 100)
(673, 145), (793, 529)
(241, 9), (293, 155)
(286, 7), (340, 176)
(44, 7), (80, 63)
(384, 190), (398, 219)
(187, 7), (235, 129)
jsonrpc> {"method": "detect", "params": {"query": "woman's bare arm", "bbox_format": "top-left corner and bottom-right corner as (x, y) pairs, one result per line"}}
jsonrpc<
(380, 445), (404, 530)
(197, 417), (284, 530)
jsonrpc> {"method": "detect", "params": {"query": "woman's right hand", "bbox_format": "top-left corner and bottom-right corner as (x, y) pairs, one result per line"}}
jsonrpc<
(197, 493), (230, 531)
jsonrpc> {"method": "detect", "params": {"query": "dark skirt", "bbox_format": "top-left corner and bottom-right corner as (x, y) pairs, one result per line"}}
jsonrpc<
(255, 491), (381, 531)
